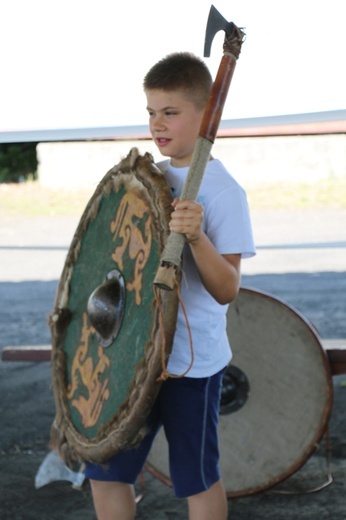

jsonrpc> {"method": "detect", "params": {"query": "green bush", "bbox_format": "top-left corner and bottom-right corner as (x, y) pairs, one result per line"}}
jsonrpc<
(0, 143), (38, 183)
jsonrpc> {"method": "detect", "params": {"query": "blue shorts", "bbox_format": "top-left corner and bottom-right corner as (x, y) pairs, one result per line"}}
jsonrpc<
(84, 367), (225, 498)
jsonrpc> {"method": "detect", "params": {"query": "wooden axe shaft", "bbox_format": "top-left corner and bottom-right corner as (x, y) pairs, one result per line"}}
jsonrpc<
(200, 55), (238, 143)
(154, 18), (245, 290)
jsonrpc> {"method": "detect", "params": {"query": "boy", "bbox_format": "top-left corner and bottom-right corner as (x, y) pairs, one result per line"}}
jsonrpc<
(85, 52), (255, 520)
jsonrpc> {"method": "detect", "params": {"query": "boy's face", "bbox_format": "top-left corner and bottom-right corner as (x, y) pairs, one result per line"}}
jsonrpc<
(145, 89), (204, 168)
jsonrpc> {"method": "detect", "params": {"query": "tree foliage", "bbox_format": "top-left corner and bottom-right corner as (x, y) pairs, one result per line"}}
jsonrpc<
(0, 143), (38, 183)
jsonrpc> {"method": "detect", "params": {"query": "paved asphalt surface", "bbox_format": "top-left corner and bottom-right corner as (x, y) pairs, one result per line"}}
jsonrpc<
(0, 209), (345, 519)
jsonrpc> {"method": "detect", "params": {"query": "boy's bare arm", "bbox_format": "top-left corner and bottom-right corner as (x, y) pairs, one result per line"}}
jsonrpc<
(190, 235), (241, 305)
(169, 199), (241, 305)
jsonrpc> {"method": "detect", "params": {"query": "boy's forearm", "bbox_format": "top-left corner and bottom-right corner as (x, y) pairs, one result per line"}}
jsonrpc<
(189, 232), (241, 305)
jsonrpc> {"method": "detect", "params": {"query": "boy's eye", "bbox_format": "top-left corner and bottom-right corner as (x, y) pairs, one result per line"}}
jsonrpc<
(166, 111), (177, 116)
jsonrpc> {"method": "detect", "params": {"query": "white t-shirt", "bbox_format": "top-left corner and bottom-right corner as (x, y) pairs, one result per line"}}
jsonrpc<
(157, 158), (256, 378)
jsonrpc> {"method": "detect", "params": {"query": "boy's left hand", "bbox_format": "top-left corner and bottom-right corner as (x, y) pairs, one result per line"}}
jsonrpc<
(169, 198), (203, 244)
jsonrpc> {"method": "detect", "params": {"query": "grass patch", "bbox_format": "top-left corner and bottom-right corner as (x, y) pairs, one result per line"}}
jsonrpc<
(245, 178), (346, 210)
(0, 178), (345, 217)
(0, 182), (94, 217)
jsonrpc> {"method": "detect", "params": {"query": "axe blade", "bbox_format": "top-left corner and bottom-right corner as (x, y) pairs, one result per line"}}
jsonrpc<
(204, 5), (235, 57)
(35, 450), (85, 490)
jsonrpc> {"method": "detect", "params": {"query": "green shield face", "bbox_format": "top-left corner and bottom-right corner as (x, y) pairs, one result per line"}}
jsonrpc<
(50, 149), (179, 462)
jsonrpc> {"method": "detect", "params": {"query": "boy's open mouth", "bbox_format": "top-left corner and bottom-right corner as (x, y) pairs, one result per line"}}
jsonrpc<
(156, 138), (171, 146)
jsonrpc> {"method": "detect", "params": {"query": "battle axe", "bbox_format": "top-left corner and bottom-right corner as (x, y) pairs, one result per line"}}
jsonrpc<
(154, 5), (245, 289)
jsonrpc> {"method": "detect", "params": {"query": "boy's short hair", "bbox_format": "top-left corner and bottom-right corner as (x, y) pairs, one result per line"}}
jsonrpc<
(143, 52), (212, 111)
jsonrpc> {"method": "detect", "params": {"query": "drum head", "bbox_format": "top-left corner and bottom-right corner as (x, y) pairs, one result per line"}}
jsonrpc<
(50, 148), (179, 463)
(146, 287), (333, 497)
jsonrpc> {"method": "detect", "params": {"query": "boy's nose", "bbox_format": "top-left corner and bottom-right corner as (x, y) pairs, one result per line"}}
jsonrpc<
(152, 115), (166, 131)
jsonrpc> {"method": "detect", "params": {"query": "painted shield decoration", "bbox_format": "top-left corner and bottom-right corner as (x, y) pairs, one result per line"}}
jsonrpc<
(50, 148), (179, 463)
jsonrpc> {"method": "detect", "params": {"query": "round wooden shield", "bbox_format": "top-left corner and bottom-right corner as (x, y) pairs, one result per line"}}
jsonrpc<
(146, 287), (333, 497)
(50, 148), (179, 463)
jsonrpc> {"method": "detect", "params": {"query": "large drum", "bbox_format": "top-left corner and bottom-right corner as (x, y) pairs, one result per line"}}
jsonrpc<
(146, 287), (333, 497)
(50, 148), (179, 464)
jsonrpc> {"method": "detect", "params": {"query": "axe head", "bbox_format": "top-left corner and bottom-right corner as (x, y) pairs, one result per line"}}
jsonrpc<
(204, 5), (244, 57)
